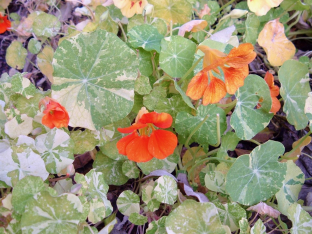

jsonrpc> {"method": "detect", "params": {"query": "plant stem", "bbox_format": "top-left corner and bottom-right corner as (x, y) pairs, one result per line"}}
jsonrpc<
(118, 22), (127, 42)
(178, 56), (204, 85)
(288, 29), (312, 36)
(217, 0), (236, 13)
(276, 1), (297, 19)
(286, 11), (302, 33)
(184, 148), (220, 169)
(247, 139), (261, 146)
(185, 114), (210, 148)
(210, 114), (221, 147)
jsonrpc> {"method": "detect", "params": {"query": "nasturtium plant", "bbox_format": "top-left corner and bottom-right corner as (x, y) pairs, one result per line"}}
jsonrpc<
(117, 190), (140, 216)
(52, 29), (139, 130)
(152, 175), (177, 205)
(226, 141), (287, 205)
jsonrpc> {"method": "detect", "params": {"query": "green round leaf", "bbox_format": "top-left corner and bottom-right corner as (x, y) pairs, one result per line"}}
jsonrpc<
(14, 93), (44, 118)
(0, 145), (49, 187)
(35, 128), (75, 174)
(175, 104), (227, 145)
(28, 38), (41, 54)
(21, 191), (86, 234)
(165, 199), (229, 234)
(135, 75), (152, 95)
(6, 41), (27, 70)
(128, 24), (164, 53)
(149, 0), (192, 24)
(288, 203), (312, 233)
(117, 190), (140, 216)
(154, 95), (193, 122)
(129, 213), (148, 226)
(243, 13), (260, 45)
(137, 152), (178, 175)
(52, 29), (138, 130)
(70, 129), (99, 154)
(225, 141), (287, 206)
(32, 11), (61, 37)
(250, 219), (266, 234)
(159, 36), (196, 77)
(230, 75), (273, 140)
(217, 132), (240, 159)
(276, 161), (305, 215)
(11, 176), (47, 214)
(93, 151), (128, 185)
(279, 60), (310, 130)
(142, 180), (161, 212)
(146, 216), (167, 234)
(122, 160), (140, 179)
(214, 202), (246, 232)
(88, 199), (107, 224)
(152, 175), (177, 205)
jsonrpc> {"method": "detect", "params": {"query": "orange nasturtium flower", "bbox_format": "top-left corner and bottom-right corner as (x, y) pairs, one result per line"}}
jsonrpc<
(186, 43), (256, 105)
(263, 71), (281, 114)
(0, 14), (11, 34)
(117, 108), (178, 163)
(39, 97), (70, 129)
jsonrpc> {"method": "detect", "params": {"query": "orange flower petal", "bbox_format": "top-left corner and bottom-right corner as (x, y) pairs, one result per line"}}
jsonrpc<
(139, 112), (173, 128)
(148, 130), (177, 159)
(223, 65), (249, 94)
(226, 43), (256, 68)
(186, 71), (208, 100)
(264, 72), (280, 97)
(42, 114), (56, 129)
(40, 97), (69, 129)
(197, 45), (227, 68)
(117, 132), (138, 155)
(118, 123), (148, 133)
(126, 135), (153, 162)
(202, 75), (227, 105)
(271, 97), (281, 114)
(0, 15), (11, 34)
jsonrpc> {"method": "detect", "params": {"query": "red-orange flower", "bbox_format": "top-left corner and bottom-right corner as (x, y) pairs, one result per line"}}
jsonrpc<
(0, 14), (11, 34)
(117, 108), (178, 163)
(39, 97), (69, 129)
(264, 71), (281, 114)
(186, 43), (256, 105)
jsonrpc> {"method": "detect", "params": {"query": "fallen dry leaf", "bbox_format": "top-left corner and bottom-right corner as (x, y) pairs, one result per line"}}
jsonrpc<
(258, 18), (296, 66)
(178, 20), (208, 37)
(247, 202), (281, 218)
(283, 135), (312, 161)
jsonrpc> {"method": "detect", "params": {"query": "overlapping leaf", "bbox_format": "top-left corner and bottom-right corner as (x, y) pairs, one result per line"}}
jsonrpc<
(52, 29), (138, 130)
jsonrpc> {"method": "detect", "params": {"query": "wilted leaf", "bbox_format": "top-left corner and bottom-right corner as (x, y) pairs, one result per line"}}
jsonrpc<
(258, 18), (296, 66)
(248, 0), (283, 16)
(37, 46), (54, 83)
(148, 0), (192, 24)
(178, 20), (208, 37)
(247, 202), (281, 218)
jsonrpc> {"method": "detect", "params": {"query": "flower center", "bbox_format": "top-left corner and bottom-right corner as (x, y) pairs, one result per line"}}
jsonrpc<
(49, 110), (54, 115)
(138, 123), (156, 137)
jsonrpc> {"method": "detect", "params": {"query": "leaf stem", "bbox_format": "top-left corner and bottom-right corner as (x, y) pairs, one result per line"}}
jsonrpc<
(217, 0), (236, 14)
(118, 22), (127, 42)
(178, 56), (204, 85)
(185, 114), (210, 148)
(210, 114), (221, 147)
